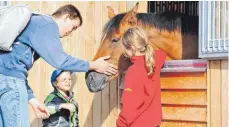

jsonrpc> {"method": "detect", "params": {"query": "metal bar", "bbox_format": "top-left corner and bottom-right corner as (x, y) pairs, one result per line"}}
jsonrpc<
(195, 1), (198, 15)
(182, 1), (184, 13)
(223, 1), (226, 51)
(218, 1), (221, 51)
(163, 1), (165, 12)
(197, 2), (199, 16)
(177, 1), (180, 12)
(221, 1), (226, 51)
(211, 1), (215, 51)
(194, 2), (196, 15)
(147, 1), (150, 12)
(193, 2), (195, 15)
(199, 1), (203, 53)
(204, 1), (208, 53)
(174, 1), (177, 12)
(189, 2), (191, 15)
(154, 1), (157, 12)
(207, 1), (211, 52)
(157, 1), (160, 12)
(226, 1), (229, 51)
(185, 1), (188, 15)
(166, 1), (169, 12)
(171, 1), (174, 12)
(0, 1), (9, 7)
(160, 1), (163, 12)
(191, 1), (194, 15)
(201, 1), (206, 53)
(195, 1), (197, 15)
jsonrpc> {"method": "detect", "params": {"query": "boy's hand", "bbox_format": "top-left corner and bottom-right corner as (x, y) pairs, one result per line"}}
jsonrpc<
(60, 103), (76, 113)
(29, 98), (50, 119)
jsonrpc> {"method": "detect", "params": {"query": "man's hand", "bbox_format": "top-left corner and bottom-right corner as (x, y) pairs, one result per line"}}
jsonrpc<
(60, 103), (76, 113)
(29, 98), (50, 119)
(90, 56), (117, 75)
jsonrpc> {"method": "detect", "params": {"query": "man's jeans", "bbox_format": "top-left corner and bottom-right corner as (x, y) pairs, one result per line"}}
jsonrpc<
(0, 74), (30, 127)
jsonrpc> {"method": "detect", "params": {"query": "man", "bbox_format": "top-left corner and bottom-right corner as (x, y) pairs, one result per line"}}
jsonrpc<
(0, 4), (117, 127)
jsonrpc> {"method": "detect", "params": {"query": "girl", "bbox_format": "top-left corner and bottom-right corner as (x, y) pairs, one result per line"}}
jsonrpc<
(116, 27), (166, 127)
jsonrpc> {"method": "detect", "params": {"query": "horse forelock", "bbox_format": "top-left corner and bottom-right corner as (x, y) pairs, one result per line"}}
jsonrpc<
(101, 13), (126, 42)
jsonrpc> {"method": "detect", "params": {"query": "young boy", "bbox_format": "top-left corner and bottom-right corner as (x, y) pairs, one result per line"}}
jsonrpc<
(43, 69), (79, 127)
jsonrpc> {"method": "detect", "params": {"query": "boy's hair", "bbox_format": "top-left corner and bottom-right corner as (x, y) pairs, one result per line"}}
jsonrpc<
(122, 27), (155, 75)
(52, 4), (83, 26)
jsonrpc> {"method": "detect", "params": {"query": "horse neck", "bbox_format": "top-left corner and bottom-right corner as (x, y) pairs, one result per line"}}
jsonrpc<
(136, 19), (182, 60)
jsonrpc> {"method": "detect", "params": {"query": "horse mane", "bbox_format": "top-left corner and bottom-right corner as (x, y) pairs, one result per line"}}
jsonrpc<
(101, 12), (198, 41)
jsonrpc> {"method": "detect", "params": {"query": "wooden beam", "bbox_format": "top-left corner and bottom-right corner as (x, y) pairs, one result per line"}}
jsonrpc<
(161, 72), (207, 90)
(162, 91), (207, 106)
(163, 106), (207, 122)
(161, 121), (206, 127)
(221, 60), (228, 127)
(210, 60), (221, 127)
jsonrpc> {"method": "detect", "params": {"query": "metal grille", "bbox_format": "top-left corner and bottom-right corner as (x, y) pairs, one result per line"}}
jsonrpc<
(148, 1), (199, 16)
(0, 1), (10, 7)
(199, 1), (228, 59)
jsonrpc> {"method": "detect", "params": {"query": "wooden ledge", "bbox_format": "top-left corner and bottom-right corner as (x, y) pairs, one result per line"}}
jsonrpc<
(161, 59), (207, 73)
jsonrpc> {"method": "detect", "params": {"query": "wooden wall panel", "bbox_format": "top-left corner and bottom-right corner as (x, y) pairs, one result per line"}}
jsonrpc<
(221, 60), (228, 127)
(81, 2), (94, 127)
(208, 60), (228, 127)
(209, 61), (221, 127)
(162, 106), (207, 122)
(161, 121), (206, 127)
(101, 2), (111, 127)
(161, 72), (207, 90)
(93, 2), (103, 127)
(161, 91), (207, 105)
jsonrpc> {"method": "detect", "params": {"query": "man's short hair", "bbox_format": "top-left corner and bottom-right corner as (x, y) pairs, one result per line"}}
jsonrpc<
(52, 4), (83, 26)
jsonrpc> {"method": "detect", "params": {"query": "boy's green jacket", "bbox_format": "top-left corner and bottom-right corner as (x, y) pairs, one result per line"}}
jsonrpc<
(42, 89), (79, 127)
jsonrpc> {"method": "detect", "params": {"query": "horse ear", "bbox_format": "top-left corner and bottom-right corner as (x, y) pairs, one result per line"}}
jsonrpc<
(113, 2), (139, 41)
(121, 2), (139, 25)
(117, 2), (139, 36)
(107, 6), (116, 19)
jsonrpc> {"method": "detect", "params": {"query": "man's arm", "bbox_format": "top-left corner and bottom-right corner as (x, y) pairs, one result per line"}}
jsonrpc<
(30, 23), (117, 75)
(30, 23), (89, 72)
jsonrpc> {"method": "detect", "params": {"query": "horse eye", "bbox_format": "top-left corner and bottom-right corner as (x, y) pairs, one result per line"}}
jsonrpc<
(112, 38), (119, 43)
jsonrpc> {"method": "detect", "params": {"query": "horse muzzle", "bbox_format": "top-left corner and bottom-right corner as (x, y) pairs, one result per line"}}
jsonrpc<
(85, 70), (111, 93)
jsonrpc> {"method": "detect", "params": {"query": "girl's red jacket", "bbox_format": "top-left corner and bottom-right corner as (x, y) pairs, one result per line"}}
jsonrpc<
(117, 50), (166, 127)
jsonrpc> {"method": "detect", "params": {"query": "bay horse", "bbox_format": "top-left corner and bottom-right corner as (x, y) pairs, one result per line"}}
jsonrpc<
(85, 2), (198, 92)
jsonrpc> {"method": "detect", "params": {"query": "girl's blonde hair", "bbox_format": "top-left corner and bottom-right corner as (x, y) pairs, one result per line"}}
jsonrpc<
(122, 27), (155, 75)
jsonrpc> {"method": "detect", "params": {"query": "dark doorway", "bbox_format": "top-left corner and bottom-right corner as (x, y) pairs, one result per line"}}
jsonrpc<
(148, 1), (199, 16)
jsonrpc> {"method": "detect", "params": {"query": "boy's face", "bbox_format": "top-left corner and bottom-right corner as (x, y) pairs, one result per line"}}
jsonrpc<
(58, 14), (81, 38)
(55, 71), (72, 93)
